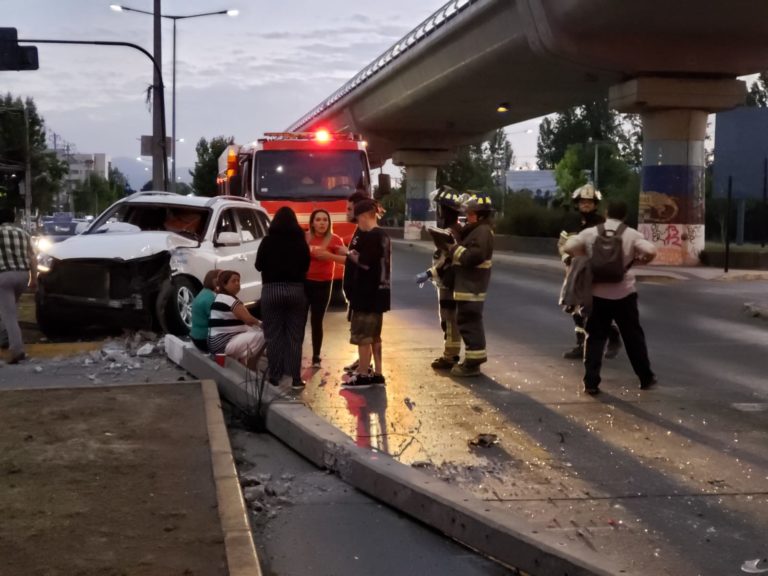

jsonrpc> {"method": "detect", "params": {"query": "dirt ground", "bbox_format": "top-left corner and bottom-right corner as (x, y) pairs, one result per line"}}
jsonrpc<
(0, 382), (228, 576)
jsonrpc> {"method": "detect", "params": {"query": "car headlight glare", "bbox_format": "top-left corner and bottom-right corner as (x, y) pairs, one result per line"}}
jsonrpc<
(37, 253), (54, 273)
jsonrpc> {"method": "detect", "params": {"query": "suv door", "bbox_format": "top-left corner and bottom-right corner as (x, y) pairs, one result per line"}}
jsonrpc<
(235, 207), (267, 302)
(212, 208), (254, 299)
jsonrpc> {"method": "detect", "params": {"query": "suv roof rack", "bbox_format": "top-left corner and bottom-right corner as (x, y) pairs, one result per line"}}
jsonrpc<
(205, 195), (252, 207)
(124, 191), (180, 201)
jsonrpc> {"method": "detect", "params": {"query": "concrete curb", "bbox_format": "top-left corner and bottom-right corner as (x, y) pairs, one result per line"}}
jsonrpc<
(167, 336), (619, 576)
(201, 379), (263, 576)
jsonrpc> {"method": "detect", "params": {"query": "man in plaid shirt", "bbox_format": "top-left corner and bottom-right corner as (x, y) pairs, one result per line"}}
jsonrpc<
(0, 207), (37, 364)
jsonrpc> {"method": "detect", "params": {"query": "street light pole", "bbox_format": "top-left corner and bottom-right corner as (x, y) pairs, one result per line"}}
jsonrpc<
(593, 142), (599, 190)
(110, 5), (238, 193)
(171, 18), (177, 192)
(152, 0), (163, 190)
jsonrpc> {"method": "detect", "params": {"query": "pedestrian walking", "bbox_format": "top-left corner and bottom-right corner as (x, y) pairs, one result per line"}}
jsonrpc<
(255, 206), (310, 389)
(558, 183), (622, 359)
(304, 209), (345, 367)
(342, 198), (391, 388)
(448, 191), (494, 377)
(563, 200), (657, 394)
(0, 207), (36, 364)
(414, 186), (464, 369)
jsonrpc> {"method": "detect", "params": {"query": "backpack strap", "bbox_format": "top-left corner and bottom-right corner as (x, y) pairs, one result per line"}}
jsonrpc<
(596, 223), (606, 236)
(615, 223), (627, 237)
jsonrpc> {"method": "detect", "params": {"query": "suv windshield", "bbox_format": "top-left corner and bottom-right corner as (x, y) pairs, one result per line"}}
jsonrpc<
(86, 203), (211, 238)
(254, 150), (369, 200)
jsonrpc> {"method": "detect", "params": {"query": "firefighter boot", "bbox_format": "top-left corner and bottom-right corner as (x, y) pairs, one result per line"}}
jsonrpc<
(450, 362), (482, 377)
(563, 332), (585, 359)
(431, 355), (459, 370)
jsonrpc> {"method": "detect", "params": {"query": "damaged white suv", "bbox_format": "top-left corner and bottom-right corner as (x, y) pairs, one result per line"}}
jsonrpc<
(36, 192), (269, 337)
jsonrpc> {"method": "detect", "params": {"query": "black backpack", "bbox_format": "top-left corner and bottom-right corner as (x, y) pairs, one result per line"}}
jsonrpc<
(591, 223), (627, 282)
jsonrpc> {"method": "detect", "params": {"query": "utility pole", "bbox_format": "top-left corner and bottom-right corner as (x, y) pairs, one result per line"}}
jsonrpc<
(23, 106), (32, 231)
(152, 0), (165, 190)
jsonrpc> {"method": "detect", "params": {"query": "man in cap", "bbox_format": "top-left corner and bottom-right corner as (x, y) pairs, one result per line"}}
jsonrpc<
(341, 199), (391, 388)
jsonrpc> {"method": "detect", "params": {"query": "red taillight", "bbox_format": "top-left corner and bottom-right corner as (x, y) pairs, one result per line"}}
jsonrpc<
(315, 129), (331, 143)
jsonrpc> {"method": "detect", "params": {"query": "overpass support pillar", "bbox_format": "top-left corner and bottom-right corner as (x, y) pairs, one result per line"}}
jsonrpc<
(393, 150), (455, 241)
(610, 77), (745, 265)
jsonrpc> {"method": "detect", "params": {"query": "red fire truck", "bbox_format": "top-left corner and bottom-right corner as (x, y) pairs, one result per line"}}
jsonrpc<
(216, 130), (389, 279)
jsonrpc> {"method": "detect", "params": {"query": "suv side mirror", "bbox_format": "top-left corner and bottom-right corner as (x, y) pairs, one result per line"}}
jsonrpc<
(375, 173), (391, 200)
(216, 231), (241, 246)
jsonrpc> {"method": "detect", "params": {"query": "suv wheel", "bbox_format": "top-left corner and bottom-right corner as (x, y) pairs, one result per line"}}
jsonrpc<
(159, 276), (199, 336)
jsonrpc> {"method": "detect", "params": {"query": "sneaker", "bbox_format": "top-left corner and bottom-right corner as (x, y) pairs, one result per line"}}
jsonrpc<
(369, 373), (386, 385)
(343, 359), (360, 373)
(311, 357), (322, 368)
(450, 363), (481, 377)
(605, 340), (621, 360)
(640, 376), (658, 390)
(562, 346), (583, 360)
(291, 378), (307, 390)
(341, 373), (375, 389)
(431, 356), (457, 370)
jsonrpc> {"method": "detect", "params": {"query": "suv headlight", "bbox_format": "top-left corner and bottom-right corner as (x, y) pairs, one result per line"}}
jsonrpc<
(37, 253), (55, 273)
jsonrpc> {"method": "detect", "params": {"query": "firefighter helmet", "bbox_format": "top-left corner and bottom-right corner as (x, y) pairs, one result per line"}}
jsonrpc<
(430, 186), (463, 211)
(458, 190), (494, 214)
(572, 183), (602, 203)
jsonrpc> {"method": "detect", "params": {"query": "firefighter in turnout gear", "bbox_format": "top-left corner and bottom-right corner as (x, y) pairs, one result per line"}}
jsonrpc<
(447, 190), (494, 377)
(415, 187), (465, 370)
(558, 183), (622, 359)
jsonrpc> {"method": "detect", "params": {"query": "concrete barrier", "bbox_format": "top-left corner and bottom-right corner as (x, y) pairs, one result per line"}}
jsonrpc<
(166, 335), (620, 576)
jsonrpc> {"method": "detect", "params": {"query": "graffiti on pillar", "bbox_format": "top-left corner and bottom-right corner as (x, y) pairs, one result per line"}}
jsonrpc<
(639, 191), (679, 223)
(641, 165), (705, 224)
(639, 223), (704, 266)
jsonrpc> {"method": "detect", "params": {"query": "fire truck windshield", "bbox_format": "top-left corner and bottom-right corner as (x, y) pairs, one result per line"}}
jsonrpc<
(254, 150), (369, 200)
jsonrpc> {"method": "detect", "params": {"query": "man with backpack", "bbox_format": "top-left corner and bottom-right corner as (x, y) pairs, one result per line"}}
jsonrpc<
(563, 200), (657, 395)
(558, 183), (622, 360)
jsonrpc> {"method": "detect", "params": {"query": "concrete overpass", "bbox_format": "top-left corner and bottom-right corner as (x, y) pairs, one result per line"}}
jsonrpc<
(289, 0), (768, 261)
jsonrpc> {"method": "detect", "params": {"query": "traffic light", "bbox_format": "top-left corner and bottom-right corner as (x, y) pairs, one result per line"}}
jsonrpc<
(0, 28), (38, 71)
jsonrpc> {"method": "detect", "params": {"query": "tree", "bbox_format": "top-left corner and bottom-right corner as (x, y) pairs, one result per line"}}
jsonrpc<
(553, 142), (634, 209)
(72, 173), (116, 216)
(174, 182), (193, 195)
(536, 99), (622, 169)
(109, 165), (132, 198)
(487, 128), (514, 190)
(746, 72), (768, 107)
(0, 93), (67, 213)
(190, 136), (233, 197)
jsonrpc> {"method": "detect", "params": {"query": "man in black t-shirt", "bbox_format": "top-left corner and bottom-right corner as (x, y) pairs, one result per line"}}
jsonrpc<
(342, 199), (391, 388)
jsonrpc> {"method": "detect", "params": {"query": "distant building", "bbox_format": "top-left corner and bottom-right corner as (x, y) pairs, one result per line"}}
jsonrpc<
(506, 169), (558, 199)
(55, 151), (111, 211)
(713, 107), (768, 199)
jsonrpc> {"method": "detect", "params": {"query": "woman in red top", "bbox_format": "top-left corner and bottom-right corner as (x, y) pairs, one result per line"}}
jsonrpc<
(305, 209), (345, 367)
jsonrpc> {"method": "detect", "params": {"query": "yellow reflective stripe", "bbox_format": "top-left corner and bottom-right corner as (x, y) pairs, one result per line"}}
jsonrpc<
(452, 245), (466, 265)
(476, 260), (492, 269)
(465, 349), (487, 360)
(454, 292), (486, 301)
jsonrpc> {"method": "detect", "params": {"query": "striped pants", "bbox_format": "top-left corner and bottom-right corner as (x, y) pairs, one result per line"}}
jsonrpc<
(261, 282), (308, 382)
